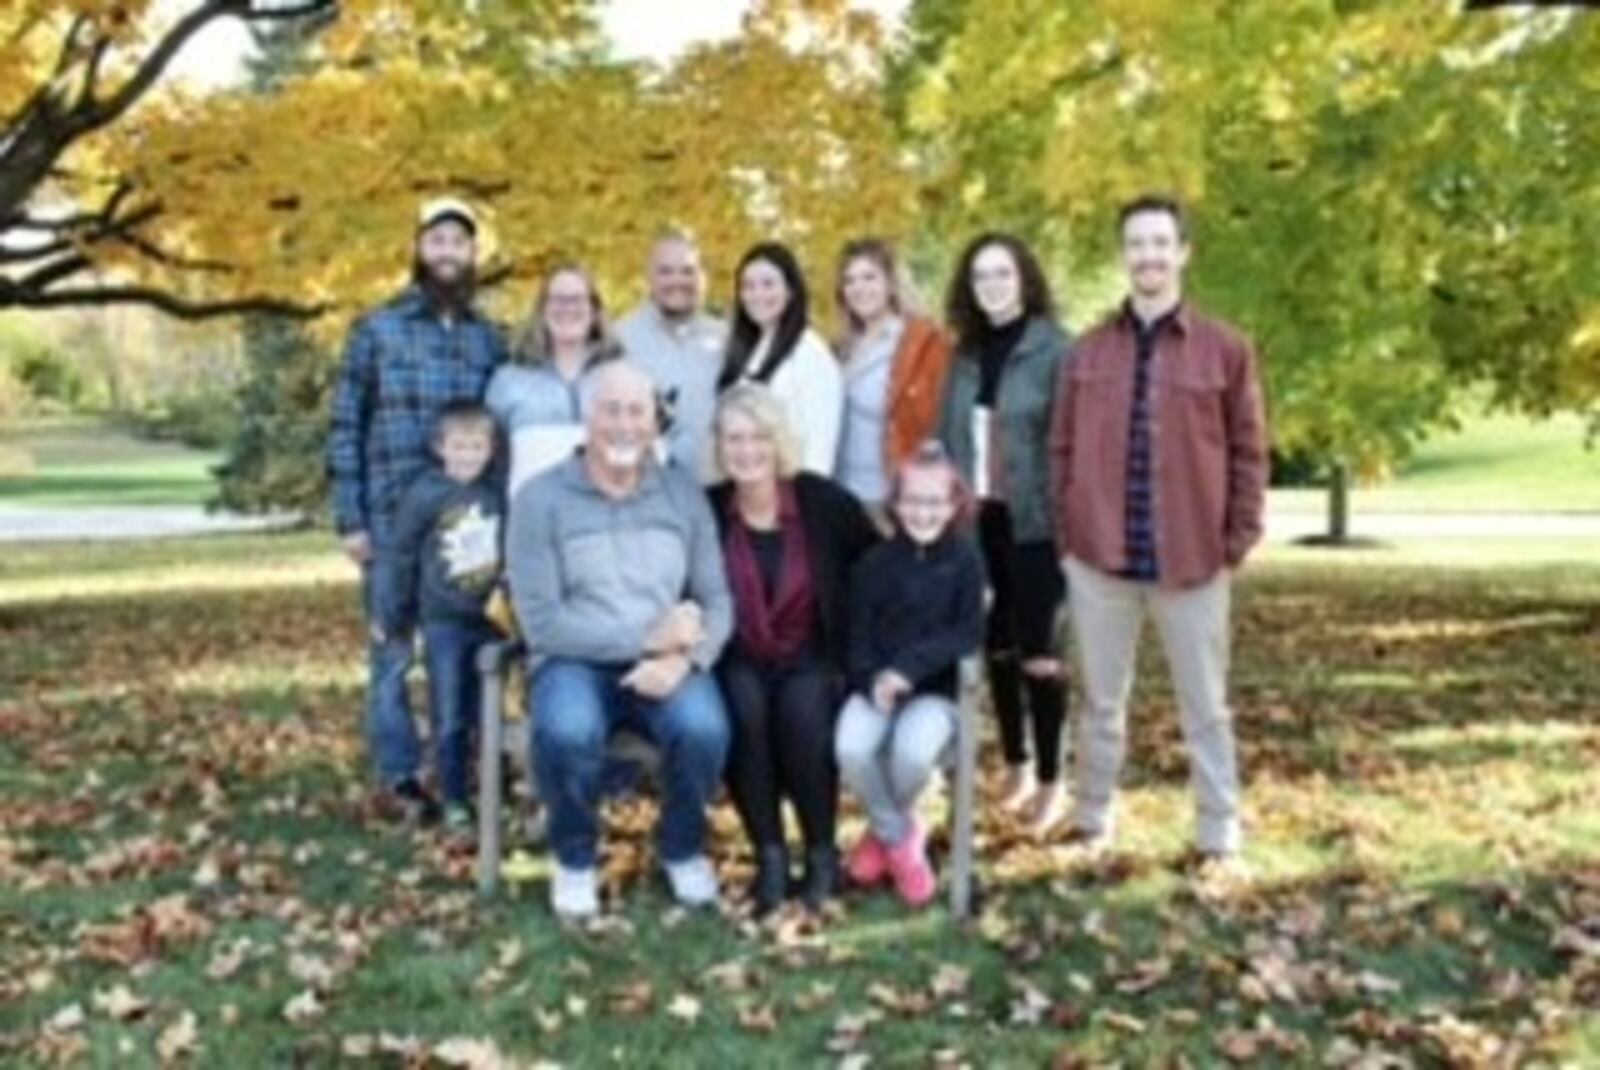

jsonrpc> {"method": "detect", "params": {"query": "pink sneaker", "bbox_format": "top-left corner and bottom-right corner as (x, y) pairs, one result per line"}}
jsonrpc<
(884, 818), (936, 907)
(845, 829), (889, 887)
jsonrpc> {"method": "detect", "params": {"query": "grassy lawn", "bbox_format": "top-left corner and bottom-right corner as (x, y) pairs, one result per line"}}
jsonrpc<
(2, 405), (1596, 519)
(1, 533), (1596, 1067)
(1274, 408), (1600, 515)
(0, 416), (217, 508)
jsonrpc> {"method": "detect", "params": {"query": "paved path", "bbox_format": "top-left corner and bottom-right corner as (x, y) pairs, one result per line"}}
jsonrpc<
(1266, 510), (1600, 542)
(0, 504), (298, 543)
(1, 501), (1596, 545)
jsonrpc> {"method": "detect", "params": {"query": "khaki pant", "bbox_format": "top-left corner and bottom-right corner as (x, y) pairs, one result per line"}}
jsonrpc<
(1064, 557), (1241, 853)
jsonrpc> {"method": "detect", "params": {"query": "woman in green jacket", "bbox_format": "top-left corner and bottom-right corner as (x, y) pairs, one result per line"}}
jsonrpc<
(938, 232), (1074, 835)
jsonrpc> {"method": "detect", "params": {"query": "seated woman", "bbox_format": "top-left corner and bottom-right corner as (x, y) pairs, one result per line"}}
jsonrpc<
(707, 384), (880, 915)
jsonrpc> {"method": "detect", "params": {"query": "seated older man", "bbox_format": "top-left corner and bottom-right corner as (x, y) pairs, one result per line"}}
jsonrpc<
(507, 360), (732, 920)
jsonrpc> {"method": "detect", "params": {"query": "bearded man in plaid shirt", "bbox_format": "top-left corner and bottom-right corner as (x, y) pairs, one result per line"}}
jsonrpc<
(326, 198), (507, 823)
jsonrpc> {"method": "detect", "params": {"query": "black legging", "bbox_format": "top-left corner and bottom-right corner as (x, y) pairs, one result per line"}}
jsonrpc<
(718, 654), (840, 852)
(978, 502), (1067, 784)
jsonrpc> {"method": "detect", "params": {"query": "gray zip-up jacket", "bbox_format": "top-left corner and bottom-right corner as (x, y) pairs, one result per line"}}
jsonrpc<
(507, 453), (732, 673)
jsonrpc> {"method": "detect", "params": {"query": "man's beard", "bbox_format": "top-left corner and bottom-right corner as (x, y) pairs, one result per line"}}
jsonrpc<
(412, 256), (477, 309)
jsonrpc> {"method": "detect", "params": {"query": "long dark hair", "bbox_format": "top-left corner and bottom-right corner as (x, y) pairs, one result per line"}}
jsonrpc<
(719, 242), (810, 391)
(943, 232), (1056, 352)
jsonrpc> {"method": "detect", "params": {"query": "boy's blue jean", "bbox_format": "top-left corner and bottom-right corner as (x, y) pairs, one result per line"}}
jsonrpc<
(531, 658), (730, 870)
(423, 619), (500, 806)
(363, 552), (420, 787)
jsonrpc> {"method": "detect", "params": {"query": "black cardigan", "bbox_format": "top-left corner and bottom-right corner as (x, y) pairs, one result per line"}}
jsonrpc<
(707, 473), (881, 671)
(847, 532), (985, 699)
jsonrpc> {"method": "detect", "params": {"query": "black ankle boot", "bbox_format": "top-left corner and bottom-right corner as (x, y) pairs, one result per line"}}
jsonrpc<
(753, 845), (790, 916)
(800, 846), (840, 912)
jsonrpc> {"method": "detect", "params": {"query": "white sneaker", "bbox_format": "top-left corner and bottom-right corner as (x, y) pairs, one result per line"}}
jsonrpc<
(551, 863), (599, 920)
(662, 855), (720, 909)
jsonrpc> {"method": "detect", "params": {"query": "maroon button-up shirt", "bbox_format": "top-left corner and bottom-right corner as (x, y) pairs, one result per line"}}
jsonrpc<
(1049, 302), (1269, 589)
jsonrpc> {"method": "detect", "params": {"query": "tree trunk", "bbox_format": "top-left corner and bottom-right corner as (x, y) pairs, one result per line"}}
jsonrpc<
(1326, 461), (1350, 542)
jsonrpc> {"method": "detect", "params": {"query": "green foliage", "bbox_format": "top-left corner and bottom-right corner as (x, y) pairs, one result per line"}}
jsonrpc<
(3, 331), (83, 408)
(213, 318), (333, 519)
(129, 393), (240, 453)
(896, 1), (1600, 479)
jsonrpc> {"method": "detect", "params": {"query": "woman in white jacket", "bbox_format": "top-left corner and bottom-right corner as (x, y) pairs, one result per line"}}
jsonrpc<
(718, 242), (843, 475)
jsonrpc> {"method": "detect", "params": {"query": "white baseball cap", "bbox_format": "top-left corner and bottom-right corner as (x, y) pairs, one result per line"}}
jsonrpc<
(417, 197), (479, 236)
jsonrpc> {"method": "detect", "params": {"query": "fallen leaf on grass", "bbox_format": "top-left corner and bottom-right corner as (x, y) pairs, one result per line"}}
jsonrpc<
(1097, 1009), (1146, 1036)
(1007, 980), (1053, 1026)
(282, 988), (325, 1025)
(155, 1011), (198, 1062)
(46, 1003), (84, 1033)
(737, 1002), (779, 1034)
(434, 1036), (514, 1069)
(705, 958), (762, 993)
(828, 1009), (882, 1054)
(1115, 956), (1173, 995)
(929, 964), (971, 1001)
(666, 993), (702, 1024)
(92, 984), (150, 1022)
(607, 980), (654, 1017)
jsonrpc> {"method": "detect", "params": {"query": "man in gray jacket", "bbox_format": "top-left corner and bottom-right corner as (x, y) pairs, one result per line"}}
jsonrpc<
(507, 361), (732, 920)
(615, 230), (727, 480)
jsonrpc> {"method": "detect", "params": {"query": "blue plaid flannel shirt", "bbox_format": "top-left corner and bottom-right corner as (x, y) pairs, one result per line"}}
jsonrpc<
(326, 287), (506, 542)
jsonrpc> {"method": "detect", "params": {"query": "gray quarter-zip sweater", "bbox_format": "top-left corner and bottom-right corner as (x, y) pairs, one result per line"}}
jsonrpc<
(507, 453), (732, 673)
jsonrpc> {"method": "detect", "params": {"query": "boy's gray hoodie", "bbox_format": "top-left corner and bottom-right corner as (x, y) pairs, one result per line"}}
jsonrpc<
(380, 467), (504, 633)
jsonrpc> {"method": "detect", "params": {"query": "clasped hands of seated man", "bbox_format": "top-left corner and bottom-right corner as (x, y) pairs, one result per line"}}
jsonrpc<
(621, 601), (705, 700)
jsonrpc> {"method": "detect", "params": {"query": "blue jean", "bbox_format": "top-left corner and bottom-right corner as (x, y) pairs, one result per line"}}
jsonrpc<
(423, 619), (498, 806)
(362, 553), (420, 786)
(531, 658), (731, 869)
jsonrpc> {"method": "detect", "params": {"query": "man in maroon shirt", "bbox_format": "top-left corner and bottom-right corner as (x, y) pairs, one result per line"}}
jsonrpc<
(1049, 193), (1269, 862)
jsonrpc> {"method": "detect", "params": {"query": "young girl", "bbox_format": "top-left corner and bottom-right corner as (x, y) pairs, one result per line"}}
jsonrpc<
(834, 443), (985, 906)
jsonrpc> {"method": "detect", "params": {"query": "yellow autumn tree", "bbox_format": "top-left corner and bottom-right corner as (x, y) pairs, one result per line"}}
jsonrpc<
(2, 0), (913, 332)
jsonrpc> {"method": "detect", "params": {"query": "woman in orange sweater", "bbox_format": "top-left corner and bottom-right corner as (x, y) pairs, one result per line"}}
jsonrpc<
(832, 238), (954, 523)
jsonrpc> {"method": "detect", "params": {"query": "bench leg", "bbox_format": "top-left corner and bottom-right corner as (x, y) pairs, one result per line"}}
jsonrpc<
(949, 694), (978, 921)
(477, 663), (505, 899)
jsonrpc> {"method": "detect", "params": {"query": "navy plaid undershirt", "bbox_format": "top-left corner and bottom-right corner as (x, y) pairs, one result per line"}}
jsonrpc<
(1121, 303), (1180, 582)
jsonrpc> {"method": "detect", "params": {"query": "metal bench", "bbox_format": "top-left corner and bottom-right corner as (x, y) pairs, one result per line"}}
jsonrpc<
(474, 639), (982, 919)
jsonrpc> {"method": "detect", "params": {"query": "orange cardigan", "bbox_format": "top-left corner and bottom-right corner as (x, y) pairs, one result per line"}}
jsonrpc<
(883, 316), (954, 470)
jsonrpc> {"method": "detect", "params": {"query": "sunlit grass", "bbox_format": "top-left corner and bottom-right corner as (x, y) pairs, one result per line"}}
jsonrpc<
(1, 533), (1596, 1065)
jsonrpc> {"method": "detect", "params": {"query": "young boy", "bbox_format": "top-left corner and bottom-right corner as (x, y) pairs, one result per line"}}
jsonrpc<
(377, 400), (505, 831)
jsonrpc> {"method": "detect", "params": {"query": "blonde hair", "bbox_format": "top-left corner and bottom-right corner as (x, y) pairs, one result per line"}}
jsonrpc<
(712, 383), (804, 481)
(835, 237), (926, 343)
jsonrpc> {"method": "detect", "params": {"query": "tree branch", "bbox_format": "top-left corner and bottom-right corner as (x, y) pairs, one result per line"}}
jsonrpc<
(108, 228), (236, 274)
(15, 252), (94, 292)
(0, 280), (328, 321)
(1, 1), (337, 224)
(0, 237), (75, 266)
